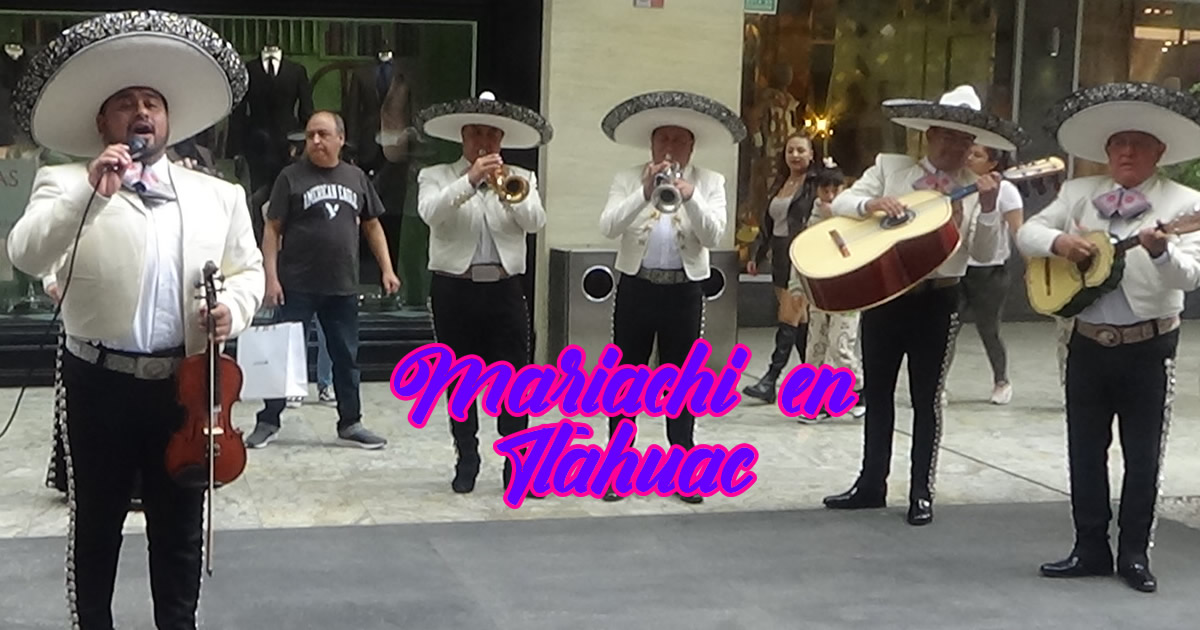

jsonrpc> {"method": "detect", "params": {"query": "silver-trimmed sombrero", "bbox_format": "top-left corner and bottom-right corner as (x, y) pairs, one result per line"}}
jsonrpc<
(882, 85), (1027, 152)
(414, 91), (553, 149)
(601, 90), (747, 150)
(1044, 82), (1200, 165)
(13, 10), (248, 158)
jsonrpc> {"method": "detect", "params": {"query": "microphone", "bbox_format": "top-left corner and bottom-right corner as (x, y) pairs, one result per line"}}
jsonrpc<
(106, 136), (149, 172)
(127, 136), (149, 161)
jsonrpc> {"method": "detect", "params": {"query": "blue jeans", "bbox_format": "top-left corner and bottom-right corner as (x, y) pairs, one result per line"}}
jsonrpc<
(314, 316), (332, 389)
(257, 292), (360, 429)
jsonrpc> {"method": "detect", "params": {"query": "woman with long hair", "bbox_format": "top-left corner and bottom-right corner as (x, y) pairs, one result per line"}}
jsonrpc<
(960, 143), (1024, 404)
(744, 132), (818, 403)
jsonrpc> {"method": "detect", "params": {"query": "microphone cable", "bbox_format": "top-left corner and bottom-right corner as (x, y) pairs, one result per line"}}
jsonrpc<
(0, 138), (147, 442)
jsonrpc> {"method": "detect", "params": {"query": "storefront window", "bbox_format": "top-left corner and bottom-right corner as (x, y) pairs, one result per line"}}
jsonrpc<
(0, 10), (475, 316)
(1079, 0), (1198, 181)
(735, 0), (1015, 267)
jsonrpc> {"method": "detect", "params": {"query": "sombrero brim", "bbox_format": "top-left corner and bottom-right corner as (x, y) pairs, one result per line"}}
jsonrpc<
(883, 102), (1027, 152)
(415, 99), (552, 149)
(14, 11), (247, 159)
(1045, 83), (1200, 165)
(602, 91), (747, 150)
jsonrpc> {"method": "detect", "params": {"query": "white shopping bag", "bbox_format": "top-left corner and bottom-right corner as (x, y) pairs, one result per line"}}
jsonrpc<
(236, 321), (308, 400)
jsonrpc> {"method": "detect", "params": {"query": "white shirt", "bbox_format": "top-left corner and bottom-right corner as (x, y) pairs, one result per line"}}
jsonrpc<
(642, 214), (684, 270)
(968, 180), (1023, 267)
(466, 166), (503, 265)
(100, 157), (185, 353)
(262, 50), (281, 74)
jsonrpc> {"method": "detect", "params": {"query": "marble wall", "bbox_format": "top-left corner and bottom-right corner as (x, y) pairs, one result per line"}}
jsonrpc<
(533, 0), (745, 362)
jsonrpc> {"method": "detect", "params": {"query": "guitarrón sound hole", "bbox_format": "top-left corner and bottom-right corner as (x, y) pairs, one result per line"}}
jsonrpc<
(879, 210), (916, 229)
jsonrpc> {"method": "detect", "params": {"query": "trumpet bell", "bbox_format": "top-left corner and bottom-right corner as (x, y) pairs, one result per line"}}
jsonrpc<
(488, 168), (530, 204)
(652, 183), (681, 214)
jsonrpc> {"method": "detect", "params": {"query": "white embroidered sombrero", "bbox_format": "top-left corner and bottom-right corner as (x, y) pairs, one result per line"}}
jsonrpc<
(601, 90), (748, 150)
(414, 91), (553, 149)
(1045, 82), (1200, 165)
(12, 10), (248, 158)
(882, 85), (1027, 152)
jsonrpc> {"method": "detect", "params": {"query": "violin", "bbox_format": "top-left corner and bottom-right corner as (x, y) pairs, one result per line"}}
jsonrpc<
(164, 260), (247, 575)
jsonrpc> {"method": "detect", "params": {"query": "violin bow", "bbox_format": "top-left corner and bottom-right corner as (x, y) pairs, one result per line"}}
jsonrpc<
(200, 261), (221, 576)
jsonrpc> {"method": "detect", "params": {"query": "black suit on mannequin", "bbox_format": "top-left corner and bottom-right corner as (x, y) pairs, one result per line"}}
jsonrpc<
(345, 55), (420, 280)
(231, 54), (314, 193)
(0, 45), (29, 145)
(345, 58), (391, 174)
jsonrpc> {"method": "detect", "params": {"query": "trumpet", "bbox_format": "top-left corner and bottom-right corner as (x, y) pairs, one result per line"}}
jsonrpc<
(479, 149), (529, 204)
(488, 167), (530, 204)
(651, 160), (684, 214)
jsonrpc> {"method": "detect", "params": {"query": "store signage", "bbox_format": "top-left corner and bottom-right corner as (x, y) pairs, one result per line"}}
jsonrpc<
(0, 159), (35, 239)
(0, 158), (36, 282)
(745, 0), (778, 14)
(633, 0), (665, 7)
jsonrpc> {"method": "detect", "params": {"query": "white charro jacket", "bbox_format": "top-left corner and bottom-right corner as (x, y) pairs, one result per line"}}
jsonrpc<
(7, 161), (264, 356)
(1017, 174), (1200, 321)
(599, 162), (727, 281)
(416, 158), (546, 276)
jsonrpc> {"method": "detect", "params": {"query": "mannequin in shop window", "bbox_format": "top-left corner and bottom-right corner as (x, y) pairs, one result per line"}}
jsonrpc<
(230, 40), (314, 193)
(345, 44), (419, 287)
(0, 40), (27, 147)
(346, 44), (411, 175)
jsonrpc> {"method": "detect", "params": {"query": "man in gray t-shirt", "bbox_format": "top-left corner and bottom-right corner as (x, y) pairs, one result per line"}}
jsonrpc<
(246, 111), (401, 450)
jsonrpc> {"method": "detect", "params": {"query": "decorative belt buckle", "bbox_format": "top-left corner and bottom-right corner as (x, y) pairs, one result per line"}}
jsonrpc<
(470, 266), (502, 283)
(1093, 326), (1121, 348)
(136, 358), (174, 380)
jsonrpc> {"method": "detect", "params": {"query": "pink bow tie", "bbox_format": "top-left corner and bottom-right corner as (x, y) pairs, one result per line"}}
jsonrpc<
(913, 171), (956, 194)
(121, 162), (176, 204)
(1093, 188), (1149, 219)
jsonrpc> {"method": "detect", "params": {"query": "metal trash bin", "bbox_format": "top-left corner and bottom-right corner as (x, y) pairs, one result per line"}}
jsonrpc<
(701, 250), (740, 371)
(547, 248), (740, 372)
(547, 248), (619, 370)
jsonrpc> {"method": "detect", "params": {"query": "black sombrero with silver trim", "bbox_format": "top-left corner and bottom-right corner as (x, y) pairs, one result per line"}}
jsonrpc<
(601, 90), (747, 150)
(882, 85), (1027, 152)
(13, 9), (248, 158)
(1044, 82), (1200, 165)
(414, 91), (553, 149)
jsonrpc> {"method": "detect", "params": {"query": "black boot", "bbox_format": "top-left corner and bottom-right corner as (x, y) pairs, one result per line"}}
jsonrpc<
(742, 323), (797, 404)
(452, 453), (480, 494)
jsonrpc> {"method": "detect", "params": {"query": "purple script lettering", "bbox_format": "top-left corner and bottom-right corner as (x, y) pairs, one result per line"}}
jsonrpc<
(777, 364), (859, 420)
(493, 420), (760, 509)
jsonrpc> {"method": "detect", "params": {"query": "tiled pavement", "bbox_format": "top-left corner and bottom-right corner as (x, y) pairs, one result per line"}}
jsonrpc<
(2, 321), (1198, 538)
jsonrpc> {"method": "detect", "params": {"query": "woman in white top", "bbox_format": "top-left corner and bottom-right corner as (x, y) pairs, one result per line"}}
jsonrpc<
(960, 144), (1024, 404)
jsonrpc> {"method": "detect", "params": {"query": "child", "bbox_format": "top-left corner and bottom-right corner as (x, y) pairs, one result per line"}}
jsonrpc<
(789, 162), (866, 423)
